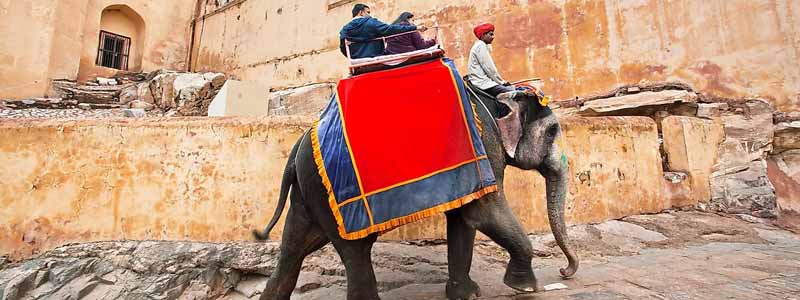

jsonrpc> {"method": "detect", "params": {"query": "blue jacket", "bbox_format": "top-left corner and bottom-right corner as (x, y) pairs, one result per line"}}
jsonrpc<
(339, 16), (417, 59)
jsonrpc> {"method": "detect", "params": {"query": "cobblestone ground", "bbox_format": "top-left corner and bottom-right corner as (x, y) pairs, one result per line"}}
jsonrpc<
(1, 212), (798, 299)
(0, 108), (163, 119)
(295, 212), (800, 300)
(478, 232), (800, 300)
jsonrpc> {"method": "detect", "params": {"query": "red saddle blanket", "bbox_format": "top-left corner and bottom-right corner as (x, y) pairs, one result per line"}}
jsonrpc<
(313, 58), (497, 239)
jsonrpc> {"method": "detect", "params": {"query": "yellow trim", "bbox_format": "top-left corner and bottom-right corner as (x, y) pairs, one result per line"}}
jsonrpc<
(334, 90), (373, 226)
(337, 155), (489, 207)
(441, 59), (484, 183)
(314, 122), (497, 240)
(311, 120), (351, 239)
(339, 185), (498, 240)
(311, 61), (499, 240)
(338, 194), (365, 207)
(362, 197), (375, 226)
(441, 59), (479, 160)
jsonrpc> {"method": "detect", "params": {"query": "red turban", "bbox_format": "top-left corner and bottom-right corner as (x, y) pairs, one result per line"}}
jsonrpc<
(473, 23), (495, 39)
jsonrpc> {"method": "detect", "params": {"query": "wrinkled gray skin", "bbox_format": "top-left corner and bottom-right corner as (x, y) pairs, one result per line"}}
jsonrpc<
(254, 91), (578, 300)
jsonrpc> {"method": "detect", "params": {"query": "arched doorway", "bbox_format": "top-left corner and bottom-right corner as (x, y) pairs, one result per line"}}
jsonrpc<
(78, 4), (146, 81)
(96, 5), (145, 72)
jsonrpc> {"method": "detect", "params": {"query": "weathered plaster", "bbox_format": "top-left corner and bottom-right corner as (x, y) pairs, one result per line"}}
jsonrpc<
(1, 116), (689, 259)
(192, 0), (800, 111)
(0, 0), (196, 100)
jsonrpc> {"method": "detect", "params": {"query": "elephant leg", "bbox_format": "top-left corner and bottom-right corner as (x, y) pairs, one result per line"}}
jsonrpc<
(330, 235), (381, 300)
(445, 209), (481, 300)
(461, 197), (539, 293)
(260, 204), (329, 300)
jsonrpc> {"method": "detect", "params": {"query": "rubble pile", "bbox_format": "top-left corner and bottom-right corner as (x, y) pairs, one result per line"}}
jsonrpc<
(1, 70), (227, 118)
(119, 70), (227, 116)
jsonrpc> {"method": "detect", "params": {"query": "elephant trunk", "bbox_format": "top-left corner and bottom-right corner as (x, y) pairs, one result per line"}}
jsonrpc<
(542, 150), (579, 278)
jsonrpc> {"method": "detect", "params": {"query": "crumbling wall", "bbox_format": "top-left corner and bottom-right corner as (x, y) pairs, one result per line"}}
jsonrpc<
(0, 117), (308, 260)
(551, 82), (800, 220)
(191, 0), (800, 112)
(0, 0), (196, 100)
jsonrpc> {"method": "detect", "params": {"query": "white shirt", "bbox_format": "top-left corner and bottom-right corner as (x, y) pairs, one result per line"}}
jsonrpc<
(467, 40), (506, 90)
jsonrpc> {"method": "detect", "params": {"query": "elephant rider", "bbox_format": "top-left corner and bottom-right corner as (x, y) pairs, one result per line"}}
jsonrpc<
(467, 23), (515, 97)
(339, 3), (428, 59)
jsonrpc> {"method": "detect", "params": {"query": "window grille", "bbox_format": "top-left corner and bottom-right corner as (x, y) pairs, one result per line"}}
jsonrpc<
(96, 31), (131, 70)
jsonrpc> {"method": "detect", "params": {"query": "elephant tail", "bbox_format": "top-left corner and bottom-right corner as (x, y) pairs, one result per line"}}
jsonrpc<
(252, 137), (302, 241)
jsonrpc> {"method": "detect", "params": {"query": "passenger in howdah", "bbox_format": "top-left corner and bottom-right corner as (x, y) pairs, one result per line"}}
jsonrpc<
(339, 4), (428, 59)
(384, 12), (436, 55)
(467, 23), (515, 96)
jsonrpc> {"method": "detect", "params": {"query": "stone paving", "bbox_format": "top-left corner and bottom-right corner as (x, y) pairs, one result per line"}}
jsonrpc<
(1, 212), (798, 299)
(297, 213), (800, 300)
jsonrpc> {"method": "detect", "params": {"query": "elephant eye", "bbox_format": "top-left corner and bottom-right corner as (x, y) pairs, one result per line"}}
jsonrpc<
(546, 126), (558, 138)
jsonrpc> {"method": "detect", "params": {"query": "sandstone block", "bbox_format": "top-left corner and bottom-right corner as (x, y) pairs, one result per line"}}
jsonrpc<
(149, 73), (179, 109)
(697, 103), (729, 119)
(119, 84), (138, 105)
(268, 83), (334, 117)
(578, 90), (698, 115)
(768, 150), (800, 214)
(711, 159), (777, 216)
(203, 72), (227, 89)
(173, 73), (208, 96)
(774, 121), (800, 153)
(207, 80), (270, 117)
(715, 100), (775, 172)
(128, 100), (154, 111)
(661, 116), (724, 204)
(123, 109), (146, 118)
(594, 220), (668, 242)
(662, 116), (724, 173)
(136, 83), (155, 104)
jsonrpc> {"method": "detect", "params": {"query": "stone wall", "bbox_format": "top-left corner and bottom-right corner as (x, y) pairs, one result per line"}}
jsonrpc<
(770, 114), (800, 217)
(0, 115), (695, 260)
(0, 117), (307, 260)
(190, 0), (800, 112)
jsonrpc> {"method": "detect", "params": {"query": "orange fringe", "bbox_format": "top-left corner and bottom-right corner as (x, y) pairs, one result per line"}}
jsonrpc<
(313, 124), (498, 240)
(310, 60), (496, 240)
(311, 121), (353, 239)
(343, 185), (498, 240)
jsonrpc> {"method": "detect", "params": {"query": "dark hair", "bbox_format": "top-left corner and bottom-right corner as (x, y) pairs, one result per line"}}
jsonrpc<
(352, 4), (369, 17)
(391, 12), (414, 25)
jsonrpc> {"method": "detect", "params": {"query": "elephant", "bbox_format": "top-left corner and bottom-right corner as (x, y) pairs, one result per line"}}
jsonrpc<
(253, 89), (579, 300)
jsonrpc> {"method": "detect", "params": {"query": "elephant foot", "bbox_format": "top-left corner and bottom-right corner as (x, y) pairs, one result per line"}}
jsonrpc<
(503, 268), (539, 293)
(446, 278), (481, 299)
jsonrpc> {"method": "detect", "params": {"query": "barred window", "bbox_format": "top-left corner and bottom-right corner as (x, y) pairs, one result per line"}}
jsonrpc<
(96, 31), (131, 70)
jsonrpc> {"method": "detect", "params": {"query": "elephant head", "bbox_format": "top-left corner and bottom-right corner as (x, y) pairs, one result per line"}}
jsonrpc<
(495, 91), (579, 278)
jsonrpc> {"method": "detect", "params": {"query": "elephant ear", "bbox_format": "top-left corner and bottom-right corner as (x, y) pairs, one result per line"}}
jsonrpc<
(496, 91), (527, 158)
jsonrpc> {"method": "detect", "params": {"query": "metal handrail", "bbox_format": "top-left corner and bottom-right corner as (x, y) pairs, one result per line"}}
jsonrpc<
(344, 25), (440, 62)
(348, 48), (444, 69)
(344, 26), (441, 75)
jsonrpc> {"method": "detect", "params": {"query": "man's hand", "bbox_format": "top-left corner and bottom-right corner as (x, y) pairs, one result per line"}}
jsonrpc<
(418, 25), (428, 32)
